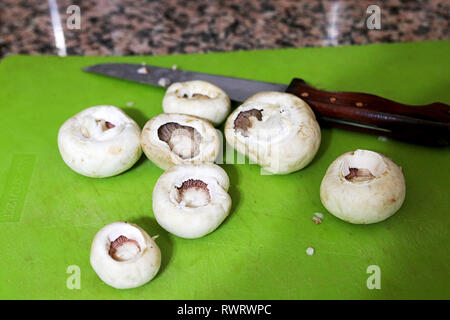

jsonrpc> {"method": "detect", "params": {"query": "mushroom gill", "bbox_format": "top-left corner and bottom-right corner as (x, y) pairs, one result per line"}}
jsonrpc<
(180, 93), (212, 99)
(158, 122), (202, 159)
(234, 109), (263, 137)
(109, 235), (141, 261)
(176, 179), (211, 207)
(345, 168), (375, 182)
(96, 119), (116, 131)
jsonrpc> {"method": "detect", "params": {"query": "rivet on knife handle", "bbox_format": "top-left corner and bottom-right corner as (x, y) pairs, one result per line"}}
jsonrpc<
(286, 78), (450, 147)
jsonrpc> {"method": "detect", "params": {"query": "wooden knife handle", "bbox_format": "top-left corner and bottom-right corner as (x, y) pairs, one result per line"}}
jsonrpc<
(286, 78), (450, 147)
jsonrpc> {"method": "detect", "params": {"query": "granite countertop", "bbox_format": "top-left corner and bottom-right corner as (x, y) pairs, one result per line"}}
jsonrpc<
(0, 0), (449, 58)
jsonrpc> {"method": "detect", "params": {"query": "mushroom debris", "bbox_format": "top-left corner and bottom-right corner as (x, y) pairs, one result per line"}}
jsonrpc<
(224, 91), (321, 174)
(162, 80), (231, 126)
(152, 163), (232, 239)
(320, 149), (406, 224)
(306, 247), (315, 256)
(90, 221), (161, 289)
(140, 113), (220, 170)
(57, 105), (142, 178)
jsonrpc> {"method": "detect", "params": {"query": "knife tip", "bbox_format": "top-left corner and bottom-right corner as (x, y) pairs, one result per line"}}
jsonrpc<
(82, 63), (123, 73)
(82, 65), (95, 72)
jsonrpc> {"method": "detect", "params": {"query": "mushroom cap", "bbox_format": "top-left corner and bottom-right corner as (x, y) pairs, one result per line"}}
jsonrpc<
(162, 80), (231, 126)
(320, 149), (406, 224)
(224, 91), (321, 174)
(90, 222), (161, 289)
(152, 163), (232, 239)
(141, 113), (220, 170)
(57, 105), (142, 178)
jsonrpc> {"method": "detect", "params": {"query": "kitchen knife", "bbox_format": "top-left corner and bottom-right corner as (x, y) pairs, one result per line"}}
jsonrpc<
(83, 63), (450, 146)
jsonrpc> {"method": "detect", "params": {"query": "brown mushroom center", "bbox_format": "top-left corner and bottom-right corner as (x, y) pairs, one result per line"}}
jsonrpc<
(158, 122), (202, 159)
(180, 93), (211, 99)
(96, 119), (116, 131)
(234, 109), (263, 137)
(109, 235), (141, 261)
(105, 121), (115, 129)
(345, 168), (375, 182)
(176, 179), (211, 207)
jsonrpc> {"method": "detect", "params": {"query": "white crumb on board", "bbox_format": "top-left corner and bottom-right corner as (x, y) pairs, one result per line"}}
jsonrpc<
(378, 136), (388, 142)
(137, 66), (149, 74)
(158, 77), (171, 87)
(171, 64), (178, 70)
(314, 212), (324, 219)
(306, 247), (315, 256)
(126, 101), (135, 107)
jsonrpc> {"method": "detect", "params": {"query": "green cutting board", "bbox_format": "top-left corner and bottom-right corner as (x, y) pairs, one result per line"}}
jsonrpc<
(0, 41), (449, 300)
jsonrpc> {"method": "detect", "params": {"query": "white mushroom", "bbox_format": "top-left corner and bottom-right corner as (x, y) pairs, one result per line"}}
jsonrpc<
(162, 80), (231, 126)
(224, 92), (321, 174)
(58, 105), (142, 178)
(90, 221), (161, 289)
(141, 113), (220, 170)
(320, 149), (406, 224)
(152, 163), (232, 239)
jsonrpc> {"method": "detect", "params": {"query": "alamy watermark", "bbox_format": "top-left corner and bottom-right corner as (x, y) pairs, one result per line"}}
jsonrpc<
(366, 5), (381, 30)
(366, 265), (381, 290)
(213, 129), (288, 175)
(66, 265), (81, 290)
(66, 5), (81, 30)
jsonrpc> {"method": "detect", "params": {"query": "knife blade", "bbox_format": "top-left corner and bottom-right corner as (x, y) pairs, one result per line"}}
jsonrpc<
(83, 63), (450, 146)
(83, 63), (287, 103)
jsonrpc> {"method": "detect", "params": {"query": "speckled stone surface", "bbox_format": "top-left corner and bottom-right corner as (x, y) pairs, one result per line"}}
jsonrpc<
(0, 0), (449, 58)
